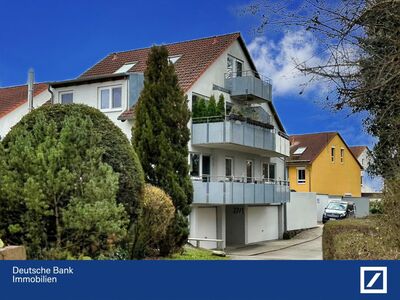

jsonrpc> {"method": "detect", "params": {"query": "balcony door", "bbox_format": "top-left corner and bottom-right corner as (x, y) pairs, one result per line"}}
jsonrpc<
(246, 160), (253, 183)
(225, 157), (233, 181)
(202, 155), (211, 182)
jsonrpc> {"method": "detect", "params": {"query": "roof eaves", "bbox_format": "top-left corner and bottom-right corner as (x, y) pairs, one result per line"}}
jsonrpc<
(50, 73), (129, 88)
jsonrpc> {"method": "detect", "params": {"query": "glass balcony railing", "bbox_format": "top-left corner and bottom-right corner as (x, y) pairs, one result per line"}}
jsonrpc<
(224, 70), (272, 102)
(191, 115), (290, 157)
(192, 175), (290, 205)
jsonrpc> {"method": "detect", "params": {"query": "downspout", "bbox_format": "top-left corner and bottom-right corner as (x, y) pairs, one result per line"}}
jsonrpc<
(48, 85), (54, 104)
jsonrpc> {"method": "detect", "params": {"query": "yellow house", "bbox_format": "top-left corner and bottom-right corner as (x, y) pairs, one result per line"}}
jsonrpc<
(287, 132), (362, 197)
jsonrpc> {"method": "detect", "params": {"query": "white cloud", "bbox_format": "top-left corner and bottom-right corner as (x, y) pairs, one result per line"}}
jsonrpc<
(248, 30), (328, 96)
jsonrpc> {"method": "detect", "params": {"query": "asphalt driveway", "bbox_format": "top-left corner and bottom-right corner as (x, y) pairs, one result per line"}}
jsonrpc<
(227, 225), (323, 260)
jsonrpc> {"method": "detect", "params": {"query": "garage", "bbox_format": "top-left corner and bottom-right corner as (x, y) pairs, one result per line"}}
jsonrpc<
(191, 207), (217, 249)
(246, 206), (279, 244)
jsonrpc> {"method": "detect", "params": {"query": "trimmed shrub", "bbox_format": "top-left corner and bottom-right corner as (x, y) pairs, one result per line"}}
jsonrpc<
(2, 104), (144, 219)
(0, 104), (143, 259)
(370, 200), (383, 214)
(322, 217), (400, 259)
(133, 184), (175, 258)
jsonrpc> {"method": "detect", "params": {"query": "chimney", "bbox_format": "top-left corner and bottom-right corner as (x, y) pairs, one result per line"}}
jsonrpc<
(27, 68), (35, 112)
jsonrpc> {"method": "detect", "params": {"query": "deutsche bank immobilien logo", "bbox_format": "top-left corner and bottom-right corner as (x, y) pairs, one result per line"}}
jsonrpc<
(360, 266), (387, 294)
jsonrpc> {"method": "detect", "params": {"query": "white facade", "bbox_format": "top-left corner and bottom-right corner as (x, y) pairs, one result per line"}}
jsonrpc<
(187, 40), (287, 183)
(52, 79), (134, 138)
(0, 90), (51, 140)
(186, 40), (290, 248)
(2, 35), (290, 249)
(356, 148), (383, 194)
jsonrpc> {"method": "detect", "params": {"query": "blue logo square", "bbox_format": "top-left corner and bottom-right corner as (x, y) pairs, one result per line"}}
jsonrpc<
(364, 270), (383, 290)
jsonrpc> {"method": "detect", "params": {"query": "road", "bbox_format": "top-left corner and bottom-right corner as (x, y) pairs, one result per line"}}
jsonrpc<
(227, 225), (323, 260)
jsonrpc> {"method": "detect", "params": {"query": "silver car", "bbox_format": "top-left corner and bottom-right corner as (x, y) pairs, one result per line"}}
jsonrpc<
(322, 201), (355, 223)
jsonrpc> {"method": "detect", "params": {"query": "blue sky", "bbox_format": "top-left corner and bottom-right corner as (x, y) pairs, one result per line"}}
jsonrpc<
(0, 0), (374, 148)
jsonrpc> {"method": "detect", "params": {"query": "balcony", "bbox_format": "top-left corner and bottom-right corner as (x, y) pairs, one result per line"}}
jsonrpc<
(192, 176), (290, 205)
(224, 71), (272, 102)
(191, 115), (290, 157)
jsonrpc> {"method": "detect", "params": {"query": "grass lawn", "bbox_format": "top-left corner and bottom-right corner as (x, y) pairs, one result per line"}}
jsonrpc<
(166, 245), (229, 260)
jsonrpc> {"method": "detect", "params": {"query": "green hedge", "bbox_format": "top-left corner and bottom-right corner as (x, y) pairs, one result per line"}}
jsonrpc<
(322, 217), (399, 259)
(3, 104), (144, 220)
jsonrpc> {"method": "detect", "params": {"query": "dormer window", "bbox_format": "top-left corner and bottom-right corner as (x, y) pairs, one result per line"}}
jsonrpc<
(168, 55), (181, 64)
(114, 62), (136, 74)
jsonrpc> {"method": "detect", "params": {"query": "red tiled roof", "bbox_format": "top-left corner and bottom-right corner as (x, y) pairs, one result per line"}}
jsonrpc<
(0, 83), (48, 118)
(288, 132), (363, 169)
(80, 32), (241, 92)
(288, 132), (337, 163)
(118, 105), (136, 121)
(349, 146), (367, 158)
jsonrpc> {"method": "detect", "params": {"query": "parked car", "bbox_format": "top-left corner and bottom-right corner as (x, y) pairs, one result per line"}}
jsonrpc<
(322, 201), (356, 223)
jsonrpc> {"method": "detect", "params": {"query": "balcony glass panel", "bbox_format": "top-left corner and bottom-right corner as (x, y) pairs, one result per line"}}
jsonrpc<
(192, 176), (290, 205)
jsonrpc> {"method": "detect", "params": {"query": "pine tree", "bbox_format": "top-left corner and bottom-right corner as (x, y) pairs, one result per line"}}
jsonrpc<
(197, 98), (207, 118)
(191, 99), (199, 119)
(217, 94), (225, 117)
(132, 46), (193, 255)
(207, 95), (217, 117)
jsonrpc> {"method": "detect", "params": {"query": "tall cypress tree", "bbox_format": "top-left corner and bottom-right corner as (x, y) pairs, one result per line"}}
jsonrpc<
(132, 46), (193, 255)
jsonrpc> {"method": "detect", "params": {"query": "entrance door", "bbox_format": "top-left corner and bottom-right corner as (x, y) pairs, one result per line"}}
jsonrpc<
(226, 206), (245, 246)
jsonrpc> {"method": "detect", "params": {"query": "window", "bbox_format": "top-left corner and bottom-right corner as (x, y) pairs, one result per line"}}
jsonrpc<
(99, 86), (122, 110)
(293, 147), (307, 155)
(269, 164), (276, 181)
(202, 155), (211, 182)
(331, 147), (335, 162)
(236, 60), (243, 77)
(246, 160), (253, 183)
(225, 157), (233, 180)
(227, 55), (244, 77)
(168, 55), (181, 64)
(190, 153), (200, 177)
(114, 62), (136, 74)
(297, 168), (306, 184)
(340, 148), (344, 163)
(262, 162), (268, 180)
(60, 92), (73, 104)
(262, 162), (275, 182)
(227, 56), (234, 75)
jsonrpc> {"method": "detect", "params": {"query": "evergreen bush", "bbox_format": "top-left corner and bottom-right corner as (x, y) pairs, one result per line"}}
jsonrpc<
(0, 109), (133, 259)
(2, 104), (144, 220)
(132, 46), (192, 255)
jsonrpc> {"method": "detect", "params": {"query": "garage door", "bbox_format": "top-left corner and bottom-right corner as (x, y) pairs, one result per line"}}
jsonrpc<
(247, 206), (279, 244)
(196, 207), (217, 249)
